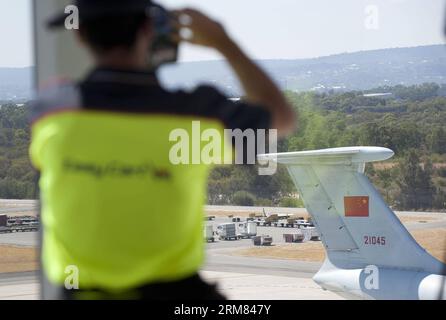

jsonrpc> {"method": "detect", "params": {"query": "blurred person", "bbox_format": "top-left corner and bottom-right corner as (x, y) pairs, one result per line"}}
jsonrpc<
(30, 0), (296, 300)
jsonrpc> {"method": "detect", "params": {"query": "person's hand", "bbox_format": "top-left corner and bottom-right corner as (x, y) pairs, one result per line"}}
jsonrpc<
(173, 9), (231, 50)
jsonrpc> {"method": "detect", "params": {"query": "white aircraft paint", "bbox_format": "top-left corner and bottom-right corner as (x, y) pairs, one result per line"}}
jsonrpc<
(259, 146), (446, 300)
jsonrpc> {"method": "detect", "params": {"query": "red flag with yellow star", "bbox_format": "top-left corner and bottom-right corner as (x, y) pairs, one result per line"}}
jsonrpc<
(344, 196), (369, 217)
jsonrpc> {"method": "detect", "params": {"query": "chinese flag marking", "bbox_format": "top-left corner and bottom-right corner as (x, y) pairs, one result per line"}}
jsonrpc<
(344, 196), (369, 217)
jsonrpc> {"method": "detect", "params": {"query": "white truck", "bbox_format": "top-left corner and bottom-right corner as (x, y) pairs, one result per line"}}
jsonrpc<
(237, 221), (258, 239)
(216, 223), (238, 241)
(300, 225), (320, 241)
(203, 225), (215, 242)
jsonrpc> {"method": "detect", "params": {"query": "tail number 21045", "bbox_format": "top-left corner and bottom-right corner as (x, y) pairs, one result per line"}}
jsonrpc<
(364, 236), (386, 246)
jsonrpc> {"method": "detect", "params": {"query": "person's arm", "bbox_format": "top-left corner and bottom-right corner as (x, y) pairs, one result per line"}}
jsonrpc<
(176, 9), (297, 137)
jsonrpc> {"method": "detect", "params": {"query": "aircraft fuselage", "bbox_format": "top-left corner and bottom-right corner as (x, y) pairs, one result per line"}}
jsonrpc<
(313, 264), (446, 300)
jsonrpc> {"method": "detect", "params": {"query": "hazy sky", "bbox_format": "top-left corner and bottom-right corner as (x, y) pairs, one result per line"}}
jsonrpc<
(1, 0), (445, 67)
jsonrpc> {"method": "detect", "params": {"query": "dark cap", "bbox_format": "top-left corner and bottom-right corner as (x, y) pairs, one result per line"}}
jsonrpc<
(47, 0), (154, 29)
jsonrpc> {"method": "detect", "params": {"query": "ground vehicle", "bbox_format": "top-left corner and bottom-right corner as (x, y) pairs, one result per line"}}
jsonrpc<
(7, 216), (39, 226)
(296, 222), (313, 229)
(203, 225), (215, 242)
(0, 215), (40, 234)
(283, 233), (305, 243)
(262, 214), (279, 227)
(237, 221), (258, 239)
(300, 226), (320, 241)
(252, 235), (273, 246)
(0, 215), (6, 227)
(216, 223), (238, 241)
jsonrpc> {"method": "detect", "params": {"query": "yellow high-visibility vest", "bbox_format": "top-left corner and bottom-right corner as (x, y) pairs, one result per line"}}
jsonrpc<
(30, 110), (229, 290)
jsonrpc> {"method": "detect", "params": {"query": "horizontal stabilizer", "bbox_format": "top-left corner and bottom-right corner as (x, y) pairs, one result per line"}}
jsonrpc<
(258, 146), (394, 165)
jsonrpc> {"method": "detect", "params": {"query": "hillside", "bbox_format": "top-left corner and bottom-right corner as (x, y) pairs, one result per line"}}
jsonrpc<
(1, 45), (445, 100)
(160, 44), (446, 94)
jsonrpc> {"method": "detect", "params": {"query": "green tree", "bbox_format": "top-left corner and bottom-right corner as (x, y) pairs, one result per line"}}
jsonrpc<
(376, 169), (393, 203)
(396, 150), (436, 210)
(232, 191), (256, 206)
(433, 189), (446, 210)
(428, 126), (446, 154)
(279, 197), (304, 208)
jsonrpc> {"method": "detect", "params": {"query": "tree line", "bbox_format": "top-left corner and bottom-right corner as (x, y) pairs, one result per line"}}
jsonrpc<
(0, 83), (445, 211)
(209, 83), (446, 211)
(0, 104), (37, 199)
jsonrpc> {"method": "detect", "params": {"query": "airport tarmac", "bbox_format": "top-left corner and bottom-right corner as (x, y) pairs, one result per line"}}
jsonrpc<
(0, 270), (341, 300)
(0, 232), (38, 247)
(201, 271), (342, 300)
(0, 225), (335, 299)
(0, 203), (445, 300)
(0, 254), (336, 300)
(0, 200), (38, 216)
(0, 272), (38, 300)
(1, 213), (444, 249)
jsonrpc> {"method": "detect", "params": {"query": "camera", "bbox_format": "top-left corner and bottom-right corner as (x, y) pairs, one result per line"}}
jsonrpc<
(148, 3), (179, 70)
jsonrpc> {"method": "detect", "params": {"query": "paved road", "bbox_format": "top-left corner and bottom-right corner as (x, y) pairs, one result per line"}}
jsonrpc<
(0, 232), (38, 247)
(406, 220), (446, 231)
(204, 251), (321, 278)
(0, 200), (37, 206)
(0, 247), (327, 300)
(0, 199), (38, 215)
(0, 269), (341, 300)
(0, 207), (36, 214)
(0, 272), (38, 287)
(201, 271), (341, 300)
(0, 256), (330, 300)
(0, 272), (39, 300)
(0, 202), (444, 300)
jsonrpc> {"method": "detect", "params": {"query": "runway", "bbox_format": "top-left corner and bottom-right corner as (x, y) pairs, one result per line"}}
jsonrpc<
(0, 274), (340, 300)
(0, 200), (38, 215)
(0, 257), (339, 300)
(0, 272), (39, 300)
(201, 271), (341, 300)
(0, 232), (38, 246)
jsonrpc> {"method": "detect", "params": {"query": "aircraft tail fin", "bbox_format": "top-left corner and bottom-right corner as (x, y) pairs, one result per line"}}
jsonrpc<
(259, 147), (444, 273)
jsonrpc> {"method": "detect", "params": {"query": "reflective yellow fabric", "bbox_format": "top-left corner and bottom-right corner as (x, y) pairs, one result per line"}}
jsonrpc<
(30, 111), (230, 290)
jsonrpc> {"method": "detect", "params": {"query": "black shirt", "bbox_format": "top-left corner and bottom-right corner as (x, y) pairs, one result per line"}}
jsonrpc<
(79, 67), (272, 132)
